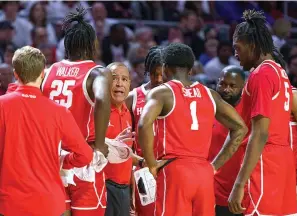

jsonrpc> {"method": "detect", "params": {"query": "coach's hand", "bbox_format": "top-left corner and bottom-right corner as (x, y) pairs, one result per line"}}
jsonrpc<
(149, 160), (168, 179)
(228, 184), (246, 214)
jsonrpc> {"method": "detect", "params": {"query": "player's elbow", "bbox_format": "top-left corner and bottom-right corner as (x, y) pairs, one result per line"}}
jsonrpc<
(241, 124), (248, 137)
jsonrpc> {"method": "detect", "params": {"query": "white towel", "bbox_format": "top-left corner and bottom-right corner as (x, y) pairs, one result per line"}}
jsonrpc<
(60, 138), (133, 185)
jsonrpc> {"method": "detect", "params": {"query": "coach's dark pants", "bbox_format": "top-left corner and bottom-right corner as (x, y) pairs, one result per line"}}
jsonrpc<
(105, 179), (130, 216)
(216, 205), (243, 216)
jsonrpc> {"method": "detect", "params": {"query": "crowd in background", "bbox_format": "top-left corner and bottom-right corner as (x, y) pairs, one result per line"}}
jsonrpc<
(0, 1), (297, 94)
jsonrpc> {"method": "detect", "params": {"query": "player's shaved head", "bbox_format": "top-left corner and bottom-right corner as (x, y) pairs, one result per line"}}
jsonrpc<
(217, 65), (245, 106)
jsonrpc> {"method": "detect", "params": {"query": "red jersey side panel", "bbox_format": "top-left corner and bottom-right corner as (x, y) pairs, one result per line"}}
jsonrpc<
(42, 60), (102, 142)
(156, 80), (216, 160)
(289, 86), (297, 185)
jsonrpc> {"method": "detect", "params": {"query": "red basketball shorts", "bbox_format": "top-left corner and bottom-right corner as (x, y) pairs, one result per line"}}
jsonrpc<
(155, 158), (215, 216)
(243, 145), (297, 216)
(66, 171), (107, 216)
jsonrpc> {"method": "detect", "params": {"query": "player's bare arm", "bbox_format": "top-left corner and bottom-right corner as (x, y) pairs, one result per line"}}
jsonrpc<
(291, 90), (297, 121)
(138, 85), (171, 177)
(210, 89), (248, 171)
(86, 67), (112, 156)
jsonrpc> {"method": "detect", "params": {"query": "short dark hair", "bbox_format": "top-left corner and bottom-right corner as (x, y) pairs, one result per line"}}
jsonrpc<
(163, 43), (195, 69)
(222, 65), (246, 81)
(62, 5), (96, 60)
(233, 9), (286, 68)
(144, 46), (163, 75)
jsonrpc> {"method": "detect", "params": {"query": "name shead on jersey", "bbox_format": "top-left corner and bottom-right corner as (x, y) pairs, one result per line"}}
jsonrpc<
(183, 87), (202, 98)
(56, 66), (80, 77)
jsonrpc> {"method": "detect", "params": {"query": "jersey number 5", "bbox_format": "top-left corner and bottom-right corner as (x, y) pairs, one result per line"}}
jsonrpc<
(49, 80), (76, 109)
(284, 81), (290, 111)
(190, 101), (199, 130)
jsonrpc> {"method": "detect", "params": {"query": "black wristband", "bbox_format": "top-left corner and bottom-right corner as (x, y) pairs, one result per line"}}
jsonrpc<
(138, 159), (144, 168)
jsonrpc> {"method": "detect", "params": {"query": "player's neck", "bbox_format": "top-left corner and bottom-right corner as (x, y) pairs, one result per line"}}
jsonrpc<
(254, 53), (273, 68)
(172, 73), (192, 86)
(20, 82), (41, 89)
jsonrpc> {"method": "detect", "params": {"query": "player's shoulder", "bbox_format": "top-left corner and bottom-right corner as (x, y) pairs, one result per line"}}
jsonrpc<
(147, 83), (171, 100)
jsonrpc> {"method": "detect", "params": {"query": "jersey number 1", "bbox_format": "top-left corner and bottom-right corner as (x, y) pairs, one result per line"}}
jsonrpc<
(49, 80), (75, 109)
(190, 101), (199, 130)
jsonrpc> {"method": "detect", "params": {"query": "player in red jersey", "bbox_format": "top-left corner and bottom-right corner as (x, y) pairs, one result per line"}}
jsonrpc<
(0, 46), (93, 216)
(126, 46), (163, 216)
(138, 43), (248, 216)
(208, 65), (246, 216)
(42, 7), (111, 216)
(229, 10), (297, 215)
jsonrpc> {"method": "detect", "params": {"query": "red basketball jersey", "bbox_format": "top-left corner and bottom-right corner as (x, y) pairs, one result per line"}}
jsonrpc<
(156, 80), (216, 160)
(241, 60), (292, 147)
(42, 60), (103, 142)
(132, 84), (159, 157)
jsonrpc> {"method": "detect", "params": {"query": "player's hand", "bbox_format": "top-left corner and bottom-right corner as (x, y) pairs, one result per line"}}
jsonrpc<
(95, 143), (109, 158)
(228, 184), (246, 214)
(116, 127), (135, 143)
(149, 160), (168, 179)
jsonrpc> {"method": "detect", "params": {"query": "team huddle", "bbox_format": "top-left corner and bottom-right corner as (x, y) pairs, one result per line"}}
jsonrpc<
(0, 6), (296, 216)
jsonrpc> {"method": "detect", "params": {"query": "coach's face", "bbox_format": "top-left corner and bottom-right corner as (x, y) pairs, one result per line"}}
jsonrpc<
(110, 65), (130, 105)
(216, 72), (244, 106)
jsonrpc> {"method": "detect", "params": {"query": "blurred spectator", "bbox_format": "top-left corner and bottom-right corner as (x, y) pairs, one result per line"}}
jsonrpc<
(199, 39), (219, 65)
(272, 18), (291, 51)
(163, 1), (180, 21)
(105, 2), (132, 19)
(2, 43), (16, 66)
(0, 1), (32, 48)
(130, 58), (146, 89)
(27, 2), (57, 45)
(204, 40), (240, 81)
(133, 26), (155, 47)
(0, 21), (14, 64)
(125, 42), (148, 71)
(38, 43), (56, 67)
(47, 1), (91, 22)
(101, 24), (129, 65)
(161, 27), (184, 46)
(31, 27), (48, 48)
(0, 63), (13, 95)
(288, 54), (297, 87)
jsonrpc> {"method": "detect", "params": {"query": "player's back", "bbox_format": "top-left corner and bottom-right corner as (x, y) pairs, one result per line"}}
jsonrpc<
(157, 80), (216, 160)
(241, 60), (292, 146)
(42, 59), (101, 142)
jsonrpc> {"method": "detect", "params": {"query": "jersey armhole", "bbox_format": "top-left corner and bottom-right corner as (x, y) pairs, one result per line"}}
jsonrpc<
(41, 64), (54, 91)
(82, 65), (104, 107)
(132, 88), (137, 115)
(157, 83), (176, 119)
(203, 86), (217, 115)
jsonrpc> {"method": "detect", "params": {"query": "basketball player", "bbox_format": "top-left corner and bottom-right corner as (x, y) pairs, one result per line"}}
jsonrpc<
(125, 46), (163, 216)
(208, 66), (245, 216)
(42, 7), (111, 216)
(138, 43), (247, 216)
(229, 10), (297, 215)
(0, 46), (93, 216)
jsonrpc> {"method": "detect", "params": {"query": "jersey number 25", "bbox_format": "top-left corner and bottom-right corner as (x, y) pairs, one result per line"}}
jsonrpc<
(49, 80), (75, 109)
